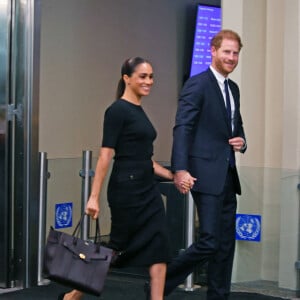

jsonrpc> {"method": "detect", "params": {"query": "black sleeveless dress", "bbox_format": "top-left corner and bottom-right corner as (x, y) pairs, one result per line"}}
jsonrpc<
(102, 99), (171, 267)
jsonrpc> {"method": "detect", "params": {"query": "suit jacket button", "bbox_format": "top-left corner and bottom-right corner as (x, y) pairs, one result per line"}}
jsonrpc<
(129, 175), (134, 179)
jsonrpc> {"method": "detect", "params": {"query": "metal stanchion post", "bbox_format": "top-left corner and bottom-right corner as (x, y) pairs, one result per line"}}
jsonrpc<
(79, 150), (94, 240)
(37, 152), (50, 285)
(295, 183), (300, 297)
(180, 191), (200, 292)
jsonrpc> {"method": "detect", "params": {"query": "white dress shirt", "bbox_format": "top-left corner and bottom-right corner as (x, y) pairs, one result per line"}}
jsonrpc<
(210, 66), (235, 132)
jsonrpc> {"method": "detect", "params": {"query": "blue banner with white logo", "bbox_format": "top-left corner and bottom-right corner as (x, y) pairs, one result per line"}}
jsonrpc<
(236, 214), (261, 242)
(55, 202), (73, 229)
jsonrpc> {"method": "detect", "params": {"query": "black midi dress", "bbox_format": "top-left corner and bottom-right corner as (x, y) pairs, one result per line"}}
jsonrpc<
(102, 99), (171, 267)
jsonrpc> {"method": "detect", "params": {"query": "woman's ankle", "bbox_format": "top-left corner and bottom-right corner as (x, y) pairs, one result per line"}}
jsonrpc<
(64, 290), (83, 300)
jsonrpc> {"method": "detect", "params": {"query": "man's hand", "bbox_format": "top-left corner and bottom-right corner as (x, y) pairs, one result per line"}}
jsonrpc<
(173, 171), (197, 194)
(229, 137), (246, 152)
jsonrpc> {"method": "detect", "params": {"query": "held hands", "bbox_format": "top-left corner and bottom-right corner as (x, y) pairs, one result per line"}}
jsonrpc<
(174, 171), (197, 194)
(85, 196), (99, 219)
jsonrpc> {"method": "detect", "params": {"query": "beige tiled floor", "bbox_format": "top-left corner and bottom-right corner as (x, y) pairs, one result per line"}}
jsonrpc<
(231, 280), (300, 299)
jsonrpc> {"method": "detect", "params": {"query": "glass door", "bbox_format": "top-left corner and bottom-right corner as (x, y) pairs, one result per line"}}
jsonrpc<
(0, 0), (11, 288)
(0, 0), (41, 289)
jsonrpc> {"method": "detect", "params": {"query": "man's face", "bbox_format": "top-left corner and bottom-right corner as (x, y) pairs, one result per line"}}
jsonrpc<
(211, 38), (240, 77)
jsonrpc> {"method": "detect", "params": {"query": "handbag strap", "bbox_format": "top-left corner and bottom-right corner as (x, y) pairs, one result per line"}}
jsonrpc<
(72, 213), (85, 238)
(94, 218), (102, 252)
(72, 213), (102, 245)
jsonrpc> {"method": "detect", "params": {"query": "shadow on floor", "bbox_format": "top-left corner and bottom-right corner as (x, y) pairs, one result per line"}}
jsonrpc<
(0, 274), (293, 300)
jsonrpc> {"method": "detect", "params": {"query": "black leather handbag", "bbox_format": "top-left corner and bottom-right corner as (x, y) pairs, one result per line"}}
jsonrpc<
(43, 214), (113, 296)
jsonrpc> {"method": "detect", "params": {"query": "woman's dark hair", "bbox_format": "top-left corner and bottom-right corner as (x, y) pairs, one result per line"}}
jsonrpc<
(116, 57), (151, 99)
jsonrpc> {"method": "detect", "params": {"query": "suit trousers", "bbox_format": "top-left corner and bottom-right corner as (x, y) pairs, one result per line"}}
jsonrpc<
(165, 167), (237, 300)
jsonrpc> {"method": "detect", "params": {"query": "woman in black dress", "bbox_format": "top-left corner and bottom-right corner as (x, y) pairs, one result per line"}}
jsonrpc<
(59, 57), (188, 300)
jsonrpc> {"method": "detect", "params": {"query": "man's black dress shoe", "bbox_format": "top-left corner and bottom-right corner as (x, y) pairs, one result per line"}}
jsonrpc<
(144, 281), (150, 300)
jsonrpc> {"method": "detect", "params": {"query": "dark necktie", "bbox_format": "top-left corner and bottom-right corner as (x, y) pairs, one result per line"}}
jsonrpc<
(224, 79), (232, 129)
(224, 79), (235, 167)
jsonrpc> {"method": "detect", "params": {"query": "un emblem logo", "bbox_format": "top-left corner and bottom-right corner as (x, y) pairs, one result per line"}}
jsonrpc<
(236, 214), (261, 242)
(55, 202), (73, 229)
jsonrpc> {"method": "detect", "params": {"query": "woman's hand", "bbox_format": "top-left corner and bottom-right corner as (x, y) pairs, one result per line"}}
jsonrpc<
(85, 197), (99, 219)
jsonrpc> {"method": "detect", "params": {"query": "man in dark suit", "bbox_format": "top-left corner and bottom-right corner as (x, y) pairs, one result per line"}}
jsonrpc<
(165, 29), (247, 300)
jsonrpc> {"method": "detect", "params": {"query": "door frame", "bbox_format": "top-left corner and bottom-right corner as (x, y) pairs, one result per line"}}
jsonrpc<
(0, 0), (41, 288)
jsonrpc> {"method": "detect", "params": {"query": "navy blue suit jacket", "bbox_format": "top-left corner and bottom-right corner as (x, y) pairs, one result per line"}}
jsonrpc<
(171, 68), (246, 195)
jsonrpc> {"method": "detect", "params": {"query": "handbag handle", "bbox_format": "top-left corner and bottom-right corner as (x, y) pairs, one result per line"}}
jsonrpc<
(72, 213), (102, 246)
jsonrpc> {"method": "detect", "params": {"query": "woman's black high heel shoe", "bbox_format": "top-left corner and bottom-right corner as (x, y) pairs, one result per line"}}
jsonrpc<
(57, 292), (66, 300)
(144, 281), (150, 300)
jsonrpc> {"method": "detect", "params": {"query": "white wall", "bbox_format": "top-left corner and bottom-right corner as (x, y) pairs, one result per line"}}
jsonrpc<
(39, 0), (196, 235)
(223, 0), (300, 290)
(39, 0), (195, 160)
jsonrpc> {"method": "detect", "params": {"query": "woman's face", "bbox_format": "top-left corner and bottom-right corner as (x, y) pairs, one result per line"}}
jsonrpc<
(125, 62), (154, 97)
